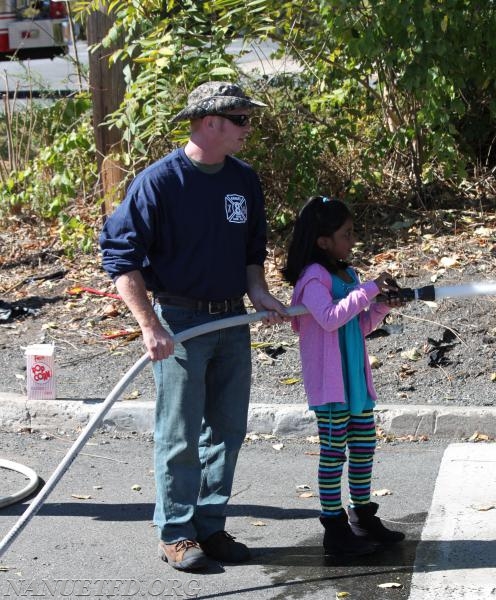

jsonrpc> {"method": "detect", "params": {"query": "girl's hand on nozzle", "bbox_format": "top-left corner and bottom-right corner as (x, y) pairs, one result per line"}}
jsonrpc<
(374, 272), (406, 306)
(374, 272), (399, 294)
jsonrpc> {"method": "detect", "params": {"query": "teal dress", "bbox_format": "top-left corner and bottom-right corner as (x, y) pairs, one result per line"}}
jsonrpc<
(329, 269), (374, 416)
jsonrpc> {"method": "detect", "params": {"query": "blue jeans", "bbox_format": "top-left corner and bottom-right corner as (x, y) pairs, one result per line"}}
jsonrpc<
(152, 304), (251, 543)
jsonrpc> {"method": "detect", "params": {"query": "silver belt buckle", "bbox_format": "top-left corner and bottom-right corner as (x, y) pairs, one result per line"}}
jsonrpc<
(208, 300), (228, 314)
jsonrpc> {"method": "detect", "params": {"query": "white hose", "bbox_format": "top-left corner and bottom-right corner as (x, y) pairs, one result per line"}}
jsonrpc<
(0, 460), (39, 509)
(0, 305), (308, 558)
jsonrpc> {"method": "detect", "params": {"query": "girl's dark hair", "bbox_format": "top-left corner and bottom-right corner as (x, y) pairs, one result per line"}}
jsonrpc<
(282, 195), (352, 286)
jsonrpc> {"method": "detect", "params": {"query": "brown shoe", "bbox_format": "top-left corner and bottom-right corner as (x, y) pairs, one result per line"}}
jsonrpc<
(158, 539), (208, 571)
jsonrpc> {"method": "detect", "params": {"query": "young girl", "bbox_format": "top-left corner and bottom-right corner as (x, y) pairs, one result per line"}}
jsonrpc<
(283, 195), (405, 561)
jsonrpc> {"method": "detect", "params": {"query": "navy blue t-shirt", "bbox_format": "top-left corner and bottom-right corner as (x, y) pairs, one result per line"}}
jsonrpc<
(100, 148), (268, 301)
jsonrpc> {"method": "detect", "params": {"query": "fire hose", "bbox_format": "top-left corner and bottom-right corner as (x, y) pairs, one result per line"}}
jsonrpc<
(0, 306), (307, 559)
(0, 460), (39, 510)
(1, 279), (496, 559)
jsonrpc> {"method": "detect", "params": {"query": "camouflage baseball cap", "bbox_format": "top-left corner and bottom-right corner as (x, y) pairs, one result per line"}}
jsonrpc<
(171, 81), (267, 122)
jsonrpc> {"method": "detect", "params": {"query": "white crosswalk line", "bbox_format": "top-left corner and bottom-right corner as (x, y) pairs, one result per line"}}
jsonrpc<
(409, 443), (496, 599)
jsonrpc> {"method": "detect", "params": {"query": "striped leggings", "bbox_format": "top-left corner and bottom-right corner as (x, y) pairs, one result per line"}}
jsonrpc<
(313, 407), (376, 517)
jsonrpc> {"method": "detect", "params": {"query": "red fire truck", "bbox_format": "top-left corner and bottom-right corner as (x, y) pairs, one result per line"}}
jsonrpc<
(0, 1), (68, 60)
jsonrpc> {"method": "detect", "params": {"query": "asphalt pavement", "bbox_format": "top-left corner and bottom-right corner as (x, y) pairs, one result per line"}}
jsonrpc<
(0, 399), (495, 599)
(1, 329), (495, 600)
(0, 432), (459, 599)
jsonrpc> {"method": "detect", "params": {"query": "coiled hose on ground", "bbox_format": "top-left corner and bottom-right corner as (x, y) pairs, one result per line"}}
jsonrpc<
(0, 459), (39, 509)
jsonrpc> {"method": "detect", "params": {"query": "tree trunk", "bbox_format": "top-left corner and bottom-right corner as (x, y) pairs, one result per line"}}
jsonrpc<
(86, 5), (126, 217)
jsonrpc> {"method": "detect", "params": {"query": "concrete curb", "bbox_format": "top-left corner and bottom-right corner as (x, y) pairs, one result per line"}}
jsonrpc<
(1, 393), (495, 438)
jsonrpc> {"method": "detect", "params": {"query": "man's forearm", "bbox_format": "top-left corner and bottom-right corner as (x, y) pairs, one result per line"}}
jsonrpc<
(114, 271), (175, 360)
(114, 270), (161, 330)
(246, 264), (288, 323)
(246, 264), (269, 298)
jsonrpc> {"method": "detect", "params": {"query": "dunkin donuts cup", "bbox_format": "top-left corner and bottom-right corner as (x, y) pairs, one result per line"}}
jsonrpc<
(25, 344), (56, 400)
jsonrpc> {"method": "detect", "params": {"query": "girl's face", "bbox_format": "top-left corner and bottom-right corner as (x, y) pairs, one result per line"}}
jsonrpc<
(317, 217), (355, 262)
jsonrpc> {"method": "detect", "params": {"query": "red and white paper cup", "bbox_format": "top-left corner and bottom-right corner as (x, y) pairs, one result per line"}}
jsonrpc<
(25, 344), (56, 400)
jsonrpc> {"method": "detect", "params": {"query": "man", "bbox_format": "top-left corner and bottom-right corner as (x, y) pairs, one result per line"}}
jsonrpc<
(100, 81), (287, 572)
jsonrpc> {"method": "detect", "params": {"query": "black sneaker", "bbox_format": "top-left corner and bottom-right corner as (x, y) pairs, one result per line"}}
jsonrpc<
(199, 531), (251, 563)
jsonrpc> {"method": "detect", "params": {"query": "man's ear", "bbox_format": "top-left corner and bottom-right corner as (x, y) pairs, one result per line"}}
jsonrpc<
(202, 115), (216, 129)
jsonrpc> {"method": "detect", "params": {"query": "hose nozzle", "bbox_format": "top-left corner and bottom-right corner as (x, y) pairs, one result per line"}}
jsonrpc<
(378, 284), (436, 303)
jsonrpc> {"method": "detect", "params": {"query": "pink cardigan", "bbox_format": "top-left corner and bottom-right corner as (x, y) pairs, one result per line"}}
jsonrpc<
(291, 263), (390, 408)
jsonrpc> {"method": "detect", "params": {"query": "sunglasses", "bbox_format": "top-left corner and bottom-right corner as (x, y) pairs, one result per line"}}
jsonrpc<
(210, 113), (251, 127)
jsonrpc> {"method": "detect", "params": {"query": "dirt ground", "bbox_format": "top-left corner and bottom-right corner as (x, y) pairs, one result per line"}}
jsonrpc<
(1, 204), (495, 410)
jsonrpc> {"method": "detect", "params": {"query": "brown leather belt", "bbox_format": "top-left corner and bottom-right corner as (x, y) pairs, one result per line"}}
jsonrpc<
(154, 294), (244, 315)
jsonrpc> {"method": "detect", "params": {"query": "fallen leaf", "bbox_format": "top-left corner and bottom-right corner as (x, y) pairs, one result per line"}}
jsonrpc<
(256, 351), (274, 365)
(372, 489), (393, 497)
(491, 373), (496, 382)
(102, 328), (140, 340)
(66, 286), (121, 300)
(0, 566), (10, 571)
(306, 435), (320, 444)
(280, 377), (301, 385)
(391, 219), (415, 231)
(468, 431), (491, 442)
(251, 341), (273, 349)
(296, 484), (311, 491)
(399, 363), (416, 378)
(102, 304), (120, 318)
(71, 494), (92, 500)
(474, 226), (493, 237)
(439, 255), (459, 268)
(400, 347), (422, 361)
(373, 251), (396, 262)
(378, 582), (402, 589)
(472, 504), (495, 511)
(423, 300), (438, 308)
(299, 491), (316, 498)
(123, 390), (140, 400)
(336, 593), (350, 599)
(250, 520), (266, 526)
(369, 355), (382, 369)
